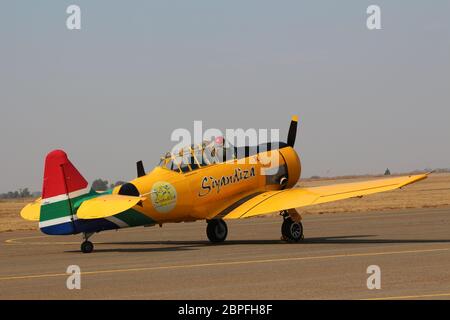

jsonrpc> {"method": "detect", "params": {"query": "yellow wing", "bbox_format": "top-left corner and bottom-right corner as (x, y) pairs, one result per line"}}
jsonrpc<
(221, 174), (428, 220)
(20, 197), (42, 221)
(77, 194), (146, 219)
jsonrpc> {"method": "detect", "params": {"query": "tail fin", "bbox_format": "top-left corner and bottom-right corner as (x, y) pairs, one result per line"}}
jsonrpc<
(39, 150), (90, 235)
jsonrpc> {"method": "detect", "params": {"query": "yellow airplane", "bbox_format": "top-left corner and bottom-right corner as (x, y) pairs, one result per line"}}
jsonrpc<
(21, 116), (428, 253)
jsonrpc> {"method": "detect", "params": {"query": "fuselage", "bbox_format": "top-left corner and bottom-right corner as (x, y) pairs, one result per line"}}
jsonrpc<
(113, 144), (301, 225)
(38, 143), (301, 235)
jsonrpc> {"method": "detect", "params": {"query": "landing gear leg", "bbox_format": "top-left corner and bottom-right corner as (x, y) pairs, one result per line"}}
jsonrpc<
(280, 211), (304, 242)
(81, 232), (94, 253)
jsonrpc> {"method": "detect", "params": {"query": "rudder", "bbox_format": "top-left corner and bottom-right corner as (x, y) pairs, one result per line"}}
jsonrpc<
(39, 150), (90, 235)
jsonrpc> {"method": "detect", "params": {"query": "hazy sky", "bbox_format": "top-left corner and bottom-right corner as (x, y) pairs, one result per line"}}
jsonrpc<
(1, 1), (449, 192)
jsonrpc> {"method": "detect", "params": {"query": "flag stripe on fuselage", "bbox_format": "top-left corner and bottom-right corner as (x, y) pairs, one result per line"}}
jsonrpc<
(39, 185), (155, 234)
(213, 192), (264, 219)
(40, 187), (91, 205)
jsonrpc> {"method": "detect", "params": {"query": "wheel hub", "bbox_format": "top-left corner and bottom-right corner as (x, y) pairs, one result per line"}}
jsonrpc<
(291, 223), (301, 239)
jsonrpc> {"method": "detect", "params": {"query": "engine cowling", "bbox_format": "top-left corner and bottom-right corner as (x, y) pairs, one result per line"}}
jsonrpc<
(279, 147), (301, 189)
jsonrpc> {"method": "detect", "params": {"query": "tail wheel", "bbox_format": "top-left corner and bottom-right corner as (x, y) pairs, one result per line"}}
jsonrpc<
(207, 219), (228, 243)
(81, 240), (94, 253)
(281, 217), (304, 242)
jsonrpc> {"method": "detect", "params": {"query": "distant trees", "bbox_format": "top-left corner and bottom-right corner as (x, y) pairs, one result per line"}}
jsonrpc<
(0, 178), (129, 198)
(20, 188), (31, 197)
(91, 179), (109, 191)
(384, 168), (391, 176)
(92, 179), (127, 191)
(0, 188), (33, 199)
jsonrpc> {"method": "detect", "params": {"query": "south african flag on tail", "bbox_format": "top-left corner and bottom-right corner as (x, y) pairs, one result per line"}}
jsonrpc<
(39, 150), (91, 235)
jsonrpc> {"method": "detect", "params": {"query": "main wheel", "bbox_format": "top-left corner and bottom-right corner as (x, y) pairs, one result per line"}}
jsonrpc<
(206, 219), (228, 243)
(281, 218), (303, 242)
(81, 241), (94, 253)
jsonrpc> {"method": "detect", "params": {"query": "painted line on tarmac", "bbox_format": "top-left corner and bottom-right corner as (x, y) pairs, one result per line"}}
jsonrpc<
(1, 246), (449, 282)
(362, 292), (450, 300)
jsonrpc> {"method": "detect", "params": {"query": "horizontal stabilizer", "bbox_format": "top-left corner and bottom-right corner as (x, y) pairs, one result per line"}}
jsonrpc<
(77, 194), (146, 220)
(20, 197), (41, 221)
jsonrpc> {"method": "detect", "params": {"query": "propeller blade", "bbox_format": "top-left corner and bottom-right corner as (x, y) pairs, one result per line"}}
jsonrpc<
(136, 160), (146, 178)
(287, 115), (298, 147)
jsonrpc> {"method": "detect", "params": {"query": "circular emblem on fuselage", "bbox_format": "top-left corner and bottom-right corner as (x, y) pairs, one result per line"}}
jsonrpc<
(150, 181), (177, 213)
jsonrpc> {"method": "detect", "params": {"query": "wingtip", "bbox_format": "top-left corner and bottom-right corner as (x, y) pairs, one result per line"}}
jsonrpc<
(412, 173), (429, 183)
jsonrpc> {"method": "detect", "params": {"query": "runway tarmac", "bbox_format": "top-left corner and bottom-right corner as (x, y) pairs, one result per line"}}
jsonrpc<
(1, 207), (450, 300)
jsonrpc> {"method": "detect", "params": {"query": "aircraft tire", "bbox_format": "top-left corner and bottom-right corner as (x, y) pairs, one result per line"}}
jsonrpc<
(281, 218), (303, 242)
(81, 241), (94, 253)
(207, 219), (228, 243)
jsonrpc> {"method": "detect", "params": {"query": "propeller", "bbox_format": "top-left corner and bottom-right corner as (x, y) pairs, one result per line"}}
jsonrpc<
(136, 160), (146, 178)
(287, 115), (299, 147)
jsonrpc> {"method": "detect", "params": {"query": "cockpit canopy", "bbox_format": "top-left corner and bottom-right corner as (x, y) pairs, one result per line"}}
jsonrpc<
(159, 137), (236, 173)
(158, 137), (288, 173)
